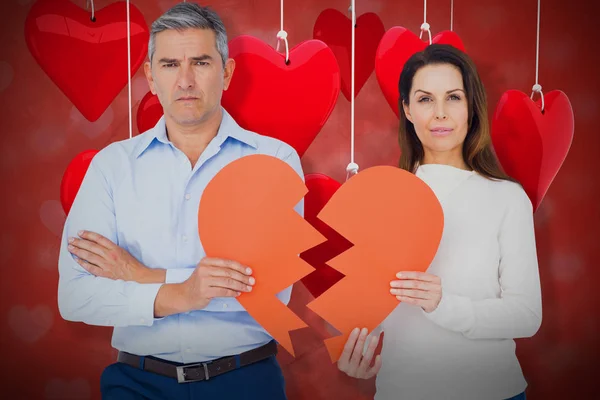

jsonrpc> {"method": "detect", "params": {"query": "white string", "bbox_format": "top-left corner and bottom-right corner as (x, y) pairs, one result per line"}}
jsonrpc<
(419, 0), (432, 44)
(530, 0), (544, 112)
(275, 0), (290, 63)
(127, 0), (132, 138)
(450, 0), (454, 31)
(346, 0), (359, 179)
(87, 0), (95, 21)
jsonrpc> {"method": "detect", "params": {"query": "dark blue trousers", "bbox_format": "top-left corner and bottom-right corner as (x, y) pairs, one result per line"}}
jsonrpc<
(100, 355), (287, 400)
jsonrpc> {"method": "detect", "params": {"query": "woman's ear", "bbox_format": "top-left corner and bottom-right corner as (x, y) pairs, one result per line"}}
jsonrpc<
(402, 101), (413, 123)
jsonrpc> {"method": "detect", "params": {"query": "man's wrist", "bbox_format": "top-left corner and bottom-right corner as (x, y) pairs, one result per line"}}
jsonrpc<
(139, 267), (166, 284)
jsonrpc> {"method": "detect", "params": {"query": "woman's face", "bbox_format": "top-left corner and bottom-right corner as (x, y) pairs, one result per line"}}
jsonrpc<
(403, 63), (469, 163)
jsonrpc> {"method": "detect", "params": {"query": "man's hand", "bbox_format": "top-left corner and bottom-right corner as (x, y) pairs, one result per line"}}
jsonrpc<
(68, 231), (164, 283)
(177, 257), (255, 311)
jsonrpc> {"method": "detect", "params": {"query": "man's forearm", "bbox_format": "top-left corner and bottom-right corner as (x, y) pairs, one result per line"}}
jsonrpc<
(140, 268), (167, 284)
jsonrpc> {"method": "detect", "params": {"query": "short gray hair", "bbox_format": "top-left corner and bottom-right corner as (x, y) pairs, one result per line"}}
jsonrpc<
(148, 2), (228, 67)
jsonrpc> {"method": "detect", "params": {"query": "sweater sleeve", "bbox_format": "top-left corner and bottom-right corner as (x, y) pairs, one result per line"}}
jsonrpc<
(424, 186), (542, 339)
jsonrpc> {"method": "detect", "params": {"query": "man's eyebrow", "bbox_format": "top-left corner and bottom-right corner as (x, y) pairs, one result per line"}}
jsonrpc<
(157, 55), (214, 64)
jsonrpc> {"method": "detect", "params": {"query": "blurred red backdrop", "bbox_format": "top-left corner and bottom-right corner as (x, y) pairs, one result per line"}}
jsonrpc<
(0, 0), (598, 398)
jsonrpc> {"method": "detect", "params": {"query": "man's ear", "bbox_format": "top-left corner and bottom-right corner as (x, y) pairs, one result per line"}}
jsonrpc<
(223, 58), (235, 91)
(144, 61), (156, 95)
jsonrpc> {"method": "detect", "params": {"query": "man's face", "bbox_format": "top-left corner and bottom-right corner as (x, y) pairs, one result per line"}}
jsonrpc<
(144, 28), (235, 126)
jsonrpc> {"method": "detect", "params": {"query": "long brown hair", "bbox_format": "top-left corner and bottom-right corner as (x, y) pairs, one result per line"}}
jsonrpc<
(398, 44), (513, 182)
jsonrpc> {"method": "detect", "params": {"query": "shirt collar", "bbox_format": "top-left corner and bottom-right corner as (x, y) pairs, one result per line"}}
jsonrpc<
(133, 107), (257, 159)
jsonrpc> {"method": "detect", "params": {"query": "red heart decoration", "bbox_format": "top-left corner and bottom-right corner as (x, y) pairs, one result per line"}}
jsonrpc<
(25, 0), (149, 122)
(375, 27), (465, 117)
(300, 174), (349, 298)
(60, 149), (98, 214)
(492, 90), (574, 211)
(313, 9), (385, 101)
(137, 91), (162, 133)
(222, 35), (340, 157)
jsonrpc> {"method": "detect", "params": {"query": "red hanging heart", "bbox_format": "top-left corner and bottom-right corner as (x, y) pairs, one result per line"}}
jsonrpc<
(222, 35), (340, 157)
(136, 91), (162, 134)
(60, 149), (98, 214)
(25, 0), (149, 122)
(492, 90), (574, 211)
(375, 27), (465, 117)
(300, 174), (349, 298)
(313, 9), (385, 101)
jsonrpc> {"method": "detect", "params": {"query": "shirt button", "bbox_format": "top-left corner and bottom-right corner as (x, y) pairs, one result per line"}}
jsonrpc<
(185, 194), (191, 200)
(182, 235), (188, 243)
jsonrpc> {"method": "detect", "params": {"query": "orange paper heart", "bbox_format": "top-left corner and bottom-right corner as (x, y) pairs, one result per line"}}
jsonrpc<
(198, 156), (443, 359)
(306, 166), (443, 361)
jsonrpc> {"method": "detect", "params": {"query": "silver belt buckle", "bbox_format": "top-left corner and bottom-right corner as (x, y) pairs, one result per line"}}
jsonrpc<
(176, 362), (210, 383)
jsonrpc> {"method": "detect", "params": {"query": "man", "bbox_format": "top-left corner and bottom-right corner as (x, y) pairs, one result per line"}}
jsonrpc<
(58, 3), (301, 399)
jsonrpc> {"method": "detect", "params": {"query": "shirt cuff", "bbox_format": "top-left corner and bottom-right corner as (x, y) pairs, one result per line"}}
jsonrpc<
(423, 290), (475, 333)
(127, 283), (164, 326)
(165, 268), (195, 284)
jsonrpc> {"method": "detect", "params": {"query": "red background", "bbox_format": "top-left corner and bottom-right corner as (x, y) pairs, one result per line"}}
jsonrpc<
(0, 0), (598, 398)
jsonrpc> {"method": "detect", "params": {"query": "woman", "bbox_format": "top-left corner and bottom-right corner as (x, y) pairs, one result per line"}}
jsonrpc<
(337, 44), (542, 400)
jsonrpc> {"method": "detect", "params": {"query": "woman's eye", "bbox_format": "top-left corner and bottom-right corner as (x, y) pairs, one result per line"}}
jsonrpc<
(449, 94), (461, 100)
(418, 97), (431, 102)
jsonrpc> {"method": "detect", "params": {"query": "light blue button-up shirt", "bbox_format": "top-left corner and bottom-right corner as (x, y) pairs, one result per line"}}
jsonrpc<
(58, 108), (303, 363)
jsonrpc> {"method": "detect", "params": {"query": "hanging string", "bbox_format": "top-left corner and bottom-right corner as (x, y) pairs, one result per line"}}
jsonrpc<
(419, 0), (432, 44)
(87, 0), (96, 21)
(275, 0), (290, 64)
(450, 0), (454, 31)
(346, 0), (359, 179)
(126, 0), (132, 138)
(530, 0), (544, 112)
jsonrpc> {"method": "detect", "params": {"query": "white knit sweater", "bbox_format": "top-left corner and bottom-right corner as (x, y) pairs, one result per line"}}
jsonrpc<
(374, 164), (542, 400)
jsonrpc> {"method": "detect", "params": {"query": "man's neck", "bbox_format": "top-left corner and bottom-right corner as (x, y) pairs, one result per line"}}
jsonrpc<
(165, 108), (223, 168)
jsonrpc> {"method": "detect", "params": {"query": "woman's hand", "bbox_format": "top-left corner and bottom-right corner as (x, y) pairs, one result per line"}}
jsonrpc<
(337, 327), (382, 379)
(390, 271), (442, 313)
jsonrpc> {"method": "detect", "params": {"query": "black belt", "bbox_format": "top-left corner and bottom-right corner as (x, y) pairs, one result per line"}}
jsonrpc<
(117, 341), (278, 383)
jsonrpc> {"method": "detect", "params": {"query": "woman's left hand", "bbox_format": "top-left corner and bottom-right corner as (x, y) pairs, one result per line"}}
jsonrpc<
(390, 271), (442, 313)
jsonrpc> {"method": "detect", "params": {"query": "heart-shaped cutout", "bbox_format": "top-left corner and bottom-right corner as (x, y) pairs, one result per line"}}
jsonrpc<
(136, 91), (162, 134)
(313, 9), (385, 100)
(306, 165), (443, 361)
(198, 155), (443, 360)
(60, 150), (98, 214)
(491, 90), (574, 211)
(300, 173), (348, 298)
(25, 0), (149, 122)
(9, 305), (54, 343)
(375, 27), (465, 117)
(222, 36), (341, 157)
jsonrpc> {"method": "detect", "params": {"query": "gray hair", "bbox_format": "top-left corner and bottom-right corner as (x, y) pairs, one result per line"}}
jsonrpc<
(148, 2), (228, 67)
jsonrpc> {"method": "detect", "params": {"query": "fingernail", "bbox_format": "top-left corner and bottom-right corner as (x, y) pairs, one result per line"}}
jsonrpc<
(361, 327), (368, 335)
(236, 292), (241, 297)
(352, 327), (360, 335)
(247, 286), (252, 292)
(389, 288), (395, 293)
(68, 245), (74, 251)
(68, 237), (74, 243)
(249, 277), (255, 285)
(396, 272), (403, 278)
(78, 230), (84, 236)
(246, 267), (252, 275)
(390, 281), (399, 288)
